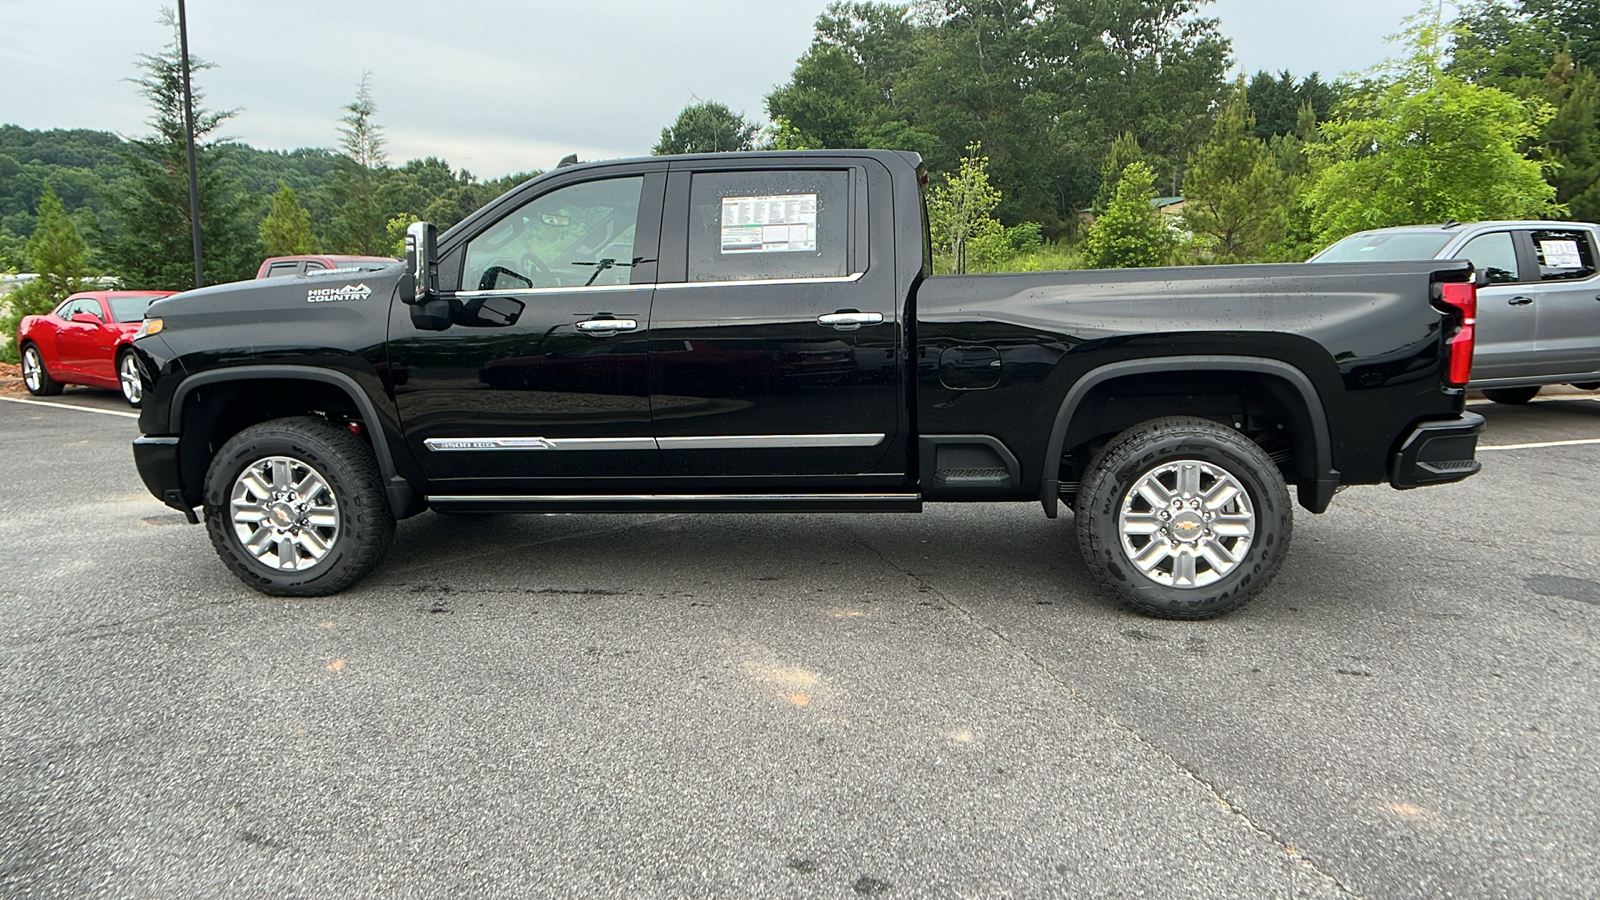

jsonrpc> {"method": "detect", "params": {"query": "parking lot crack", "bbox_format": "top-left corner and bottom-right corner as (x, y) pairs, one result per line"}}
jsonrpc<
(840, 523), (1363, 899)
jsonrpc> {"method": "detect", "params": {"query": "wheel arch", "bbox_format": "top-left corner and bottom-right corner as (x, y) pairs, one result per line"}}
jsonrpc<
(169, 366), (422, 518)
(1039, 356), (1337, 517)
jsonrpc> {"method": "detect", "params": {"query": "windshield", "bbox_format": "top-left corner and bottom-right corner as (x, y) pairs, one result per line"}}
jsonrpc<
(1310, 231), (1455, 263)
(107, 294), (165, 323)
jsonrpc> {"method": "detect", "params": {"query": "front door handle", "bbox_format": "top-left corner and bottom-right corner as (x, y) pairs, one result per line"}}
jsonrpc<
(575, 317), (639, 335)
(817, 311), (884, 331)
(1508, 296), (1534, 306)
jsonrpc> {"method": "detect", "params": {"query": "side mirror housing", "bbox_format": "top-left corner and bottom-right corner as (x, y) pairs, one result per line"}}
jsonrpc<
(401, 221), (452, 331)
(402, 221), (439, 305)
(70, 312), (104, 325)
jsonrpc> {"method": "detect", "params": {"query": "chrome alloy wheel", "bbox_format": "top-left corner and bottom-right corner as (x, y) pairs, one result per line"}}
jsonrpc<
(22, 347), (42, 392)
(118, 353), (142, 405)
(229, 456), (340, 571)
(1118, 459), (1256, 588)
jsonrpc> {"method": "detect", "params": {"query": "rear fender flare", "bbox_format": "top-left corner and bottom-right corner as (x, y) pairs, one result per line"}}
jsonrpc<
(1039, 355), (1335, 517)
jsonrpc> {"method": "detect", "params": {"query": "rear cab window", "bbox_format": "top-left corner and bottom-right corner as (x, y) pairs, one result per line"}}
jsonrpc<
(686, 169), (852, 283)
(1530, 229), (1598, 281)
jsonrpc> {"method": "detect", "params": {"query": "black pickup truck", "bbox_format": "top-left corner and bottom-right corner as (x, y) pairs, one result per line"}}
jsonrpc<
(128, 149), (1484, 618)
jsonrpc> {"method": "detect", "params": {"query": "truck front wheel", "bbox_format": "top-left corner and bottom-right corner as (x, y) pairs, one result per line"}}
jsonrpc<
(1075, 416), (1292, 619)
(203, 416), (394, 596)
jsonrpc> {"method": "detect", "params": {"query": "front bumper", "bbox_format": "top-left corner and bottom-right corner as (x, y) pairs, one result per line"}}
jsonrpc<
(133, 435), (198, 523)
(1390, 412), (1485, 490)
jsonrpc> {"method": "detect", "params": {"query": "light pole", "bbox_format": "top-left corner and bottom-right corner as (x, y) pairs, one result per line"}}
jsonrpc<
(176, 0), (204, 288)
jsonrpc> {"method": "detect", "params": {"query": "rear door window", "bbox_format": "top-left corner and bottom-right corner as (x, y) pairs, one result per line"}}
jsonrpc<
(1530, 229), (1597, 281)
(686, 170), (851, 283)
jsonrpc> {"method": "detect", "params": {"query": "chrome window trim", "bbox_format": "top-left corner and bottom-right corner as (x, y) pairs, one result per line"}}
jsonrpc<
(425, 433), (886, 452)
(453, 272), (866, 299)
(429, 493), (920, 503)
(656, 272), (865, 290)
(454, 283), (655, 299)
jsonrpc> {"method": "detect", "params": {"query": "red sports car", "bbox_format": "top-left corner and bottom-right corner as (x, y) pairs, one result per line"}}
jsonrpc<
(17, 290), (177, 407)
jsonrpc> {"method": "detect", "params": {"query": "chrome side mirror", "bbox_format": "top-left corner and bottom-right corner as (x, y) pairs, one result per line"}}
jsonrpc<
(403, 221), (439, 305)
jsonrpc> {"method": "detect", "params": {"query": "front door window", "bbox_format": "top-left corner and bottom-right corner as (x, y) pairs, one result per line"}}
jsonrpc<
(462, 177), (643, 292)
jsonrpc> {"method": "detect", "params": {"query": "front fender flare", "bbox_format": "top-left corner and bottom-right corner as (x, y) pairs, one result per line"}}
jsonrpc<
(169, 365), (421, 518)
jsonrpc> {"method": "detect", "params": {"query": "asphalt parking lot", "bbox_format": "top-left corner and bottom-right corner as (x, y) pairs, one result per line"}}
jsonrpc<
(1, 387), (1597, 898)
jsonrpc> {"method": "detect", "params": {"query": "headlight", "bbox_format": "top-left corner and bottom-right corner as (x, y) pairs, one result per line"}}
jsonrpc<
(133, 317), (164, 340)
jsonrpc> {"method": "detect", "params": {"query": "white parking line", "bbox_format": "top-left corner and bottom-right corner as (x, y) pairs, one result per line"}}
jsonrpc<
(1480, 438), (1600, 451)
(0, 395), (140, 420)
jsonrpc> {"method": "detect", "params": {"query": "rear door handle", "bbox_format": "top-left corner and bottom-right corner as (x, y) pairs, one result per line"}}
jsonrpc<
(1508, 296), (1534, 306)
(575, 318), (638, 335)
(817, 311), (884, 331)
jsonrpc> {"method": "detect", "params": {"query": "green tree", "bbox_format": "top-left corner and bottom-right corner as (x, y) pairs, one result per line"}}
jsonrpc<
(766, 0), (1231, 233)
(1523, 0), (1600, 68)
(328, 72), (390, 255)
(101, 12), (257, 289)
(1092, 132), (1162, 213)
(257, 182), (315, 256)
(1082, 161), (1172, 269)
(1306, 7), (1559, 244)
(1245, 71), (1343, 139)
(0, 226), (25, 272)
(1180, 80), (1295, 263)
(1544, 59), (1600, 218)
(1, 185), (93, 361)
(653, 101), (759, 155)
(926, 144), (1005, 274)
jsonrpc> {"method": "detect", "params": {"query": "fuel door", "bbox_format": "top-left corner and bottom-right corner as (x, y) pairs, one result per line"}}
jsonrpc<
(939, 346), (1001, 390)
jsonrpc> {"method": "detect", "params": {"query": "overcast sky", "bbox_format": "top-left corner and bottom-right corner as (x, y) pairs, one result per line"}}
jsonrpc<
(0, 0), (1414, 179)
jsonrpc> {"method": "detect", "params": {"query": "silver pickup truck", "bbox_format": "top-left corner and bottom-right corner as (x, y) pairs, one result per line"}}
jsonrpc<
(1312, 220), (1600, 403)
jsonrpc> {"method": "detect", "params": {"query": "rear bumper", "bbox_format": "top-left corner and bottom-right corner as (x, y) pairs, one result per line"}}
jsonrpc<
(1389, 412), (1485, 489)
(133, 435), (197, 523)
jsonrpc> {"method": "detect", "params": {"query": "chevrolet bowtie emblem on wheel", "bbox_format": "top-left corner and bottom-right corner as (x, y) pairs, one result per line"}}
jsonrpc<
(307, 283), (372, 303)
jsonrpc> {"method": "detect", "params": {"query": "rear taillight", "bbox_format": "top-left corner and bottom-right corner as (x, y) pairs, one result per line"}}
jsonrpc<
(1436, 281), (1476, 387)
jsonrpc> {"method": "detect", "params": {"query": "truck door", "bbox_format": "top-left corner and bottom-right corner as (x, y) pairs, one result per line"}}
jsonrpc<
(1524, 227), (1600, 378)
(387, 165), (667, 489)
(647, 160), (904, 479)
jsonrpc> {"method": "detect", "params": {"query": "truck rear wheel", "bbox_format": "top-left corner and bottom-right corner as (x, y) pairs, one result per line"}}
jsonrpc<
(203, 416), (394, 596)
(1075, 416), (1292, 619)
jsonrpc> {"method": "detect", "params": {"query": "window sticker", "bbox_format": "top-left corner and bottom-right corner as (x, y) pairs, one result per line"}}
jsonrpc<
(720, 193), (818, 254)
(1540, 239), (1583, 268)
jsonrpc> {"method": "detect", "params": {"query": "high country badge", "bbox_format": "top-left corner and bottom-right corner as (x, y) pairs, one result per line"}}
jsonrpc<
(307, 283), (373, 303)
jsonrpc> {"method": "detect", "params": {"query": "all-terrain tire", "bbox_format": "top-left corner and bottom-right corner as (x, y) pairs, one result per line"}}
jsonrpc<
(1075, 416), (1292, 619)
(203, 416), (394, 596)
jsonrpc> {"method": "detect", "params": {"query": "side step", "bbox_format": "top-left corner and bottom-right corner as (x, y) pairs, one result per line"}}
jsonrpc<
(427, 493), (923, 515)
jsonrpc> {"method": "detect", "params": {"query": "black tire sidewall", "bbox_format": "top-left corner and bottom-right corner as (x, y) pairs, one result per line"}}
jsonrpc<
(1078, 419), (1292, 619)
(22, 344), (61, 396)
(117, 350), (141, 407)
(203, 418), (392, 596)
